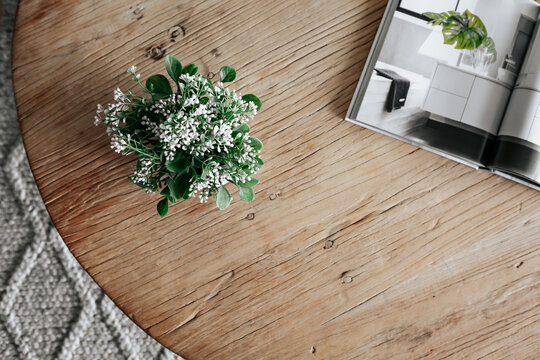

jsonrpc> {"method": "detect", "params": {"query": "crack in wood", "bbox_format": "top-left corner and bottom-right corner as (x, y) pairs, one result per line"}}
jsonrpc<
(323, 286), (391, 325)
(167, 270), (234, 333)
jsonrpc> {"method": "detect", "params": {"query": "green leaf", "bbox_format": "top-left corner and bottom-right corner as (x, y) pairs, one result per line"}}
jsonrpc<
(146, 74), (173, 96)
(232, 123), (250, 140)
(423, 11), (451, 26)
(160, 187), (171, 196)
(170, 172), (191, 199)
(201, 165), (211, 179)
(241, 166), (253, 176)
(255, 156), (264, 166)
(165, 152), (190, 173)
(233, 123), (250, 134)
(239, 177), (259, 187)
(238, 186), (255, 203)
(165, 55), (182, 82)
(483, 36), (498, 63)
(242, 94), (262, 111)
(182, 64), (198, 75)
(216, 186), (232, 210)
(248, 137), (263, 151)
(219, 66), (236, 82)
(157, 197), (169, 217)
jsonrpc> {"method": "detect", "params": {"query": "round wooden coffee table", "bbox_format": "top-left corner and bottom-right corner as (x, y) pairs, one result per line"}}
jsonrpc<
(13, 1), (540, 359)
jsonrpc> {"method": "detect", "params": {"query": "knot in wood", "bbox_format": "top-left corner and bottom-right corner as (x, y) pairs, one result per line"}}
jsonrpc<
(269, 191), (281, 200)
(323, 240), (334, 249)
(169, 25), (185, 40)
(246, 213), (255, 221)
(130, 5), (144, 20)
(148, 45), (165, 60)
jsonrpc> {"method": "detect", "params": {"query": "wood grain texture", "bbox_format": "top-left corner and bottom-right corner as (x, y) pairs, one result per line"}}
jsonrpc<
(12, 1), (540, 359)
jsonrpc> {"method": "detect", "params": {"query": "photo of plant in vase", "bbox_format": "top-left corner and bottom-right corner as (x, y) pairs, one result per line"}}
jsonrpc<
(351, 0), (540, 167)
(423, 9), (497, 75)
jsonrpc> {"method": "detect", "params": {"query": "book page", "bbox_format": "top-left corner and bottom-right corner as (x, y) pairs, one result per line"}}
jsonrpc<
(492, 11), (540, 184)
(347, 0), (540, 168)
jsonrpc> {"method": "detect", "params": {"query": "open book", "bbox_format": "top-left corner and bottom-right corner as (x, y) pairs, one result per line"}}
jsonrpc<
(346, 0), (540, 190)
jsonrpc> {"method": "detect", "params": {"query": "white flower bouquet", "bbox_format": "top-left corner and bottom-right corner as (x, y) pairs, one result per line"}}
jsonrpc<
(95, 55), (263, 216)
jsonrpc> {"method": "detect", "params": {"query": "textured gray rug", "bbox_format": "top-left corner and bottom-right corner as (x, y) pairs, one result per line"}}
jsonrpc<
(0, 1), (182, 359)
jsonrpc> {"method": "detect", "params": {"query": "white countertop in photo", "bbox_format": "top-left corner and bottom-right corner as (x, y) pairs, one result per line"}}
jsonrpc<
(438, 63), (514, 90)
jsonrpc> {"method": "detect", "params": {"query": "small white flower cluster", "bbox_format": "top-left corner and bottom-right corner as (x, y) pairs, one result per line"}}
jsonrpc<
(132, 158), (155, 188)
(110, 133), (129, 153)
(94, 89), (129, 128)
(94, 66), (262, 203)
(127, 65), (141, 81)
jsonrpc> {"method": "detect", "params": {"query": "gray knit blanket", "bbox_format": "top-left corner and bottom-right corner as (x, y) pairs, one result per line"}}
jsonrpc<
(0, 1), (182, 359)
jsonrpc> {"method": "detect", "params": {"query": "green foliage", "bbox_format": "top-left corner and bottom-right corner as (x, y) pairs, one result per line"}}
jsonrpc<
(238, 185), (255, 203)
(182, 64), (198, 75)
(242, 94), (262, 111)
(165, 152), (189, 173)
(165, 55), (182, 86)
(170, 172), (191, 199)
(234, 123), (250, 134)
(232, 124), (250, 140)
(483, 37), (497, 61)
(248, 137), (263, 151)
(157, 197), (169, 217)
(239, 177), (259, 187)
(216, 186), (232, 210)
(95, 57), (264, 217)
(219, 66), (237, 82)
(423, 9), (497, 63)
(146, 74), (173, 98)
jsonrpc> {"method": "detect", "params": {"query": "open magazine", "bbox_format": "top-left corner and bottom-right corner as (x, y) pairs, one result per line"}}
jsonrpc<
(346, 0), (540, 190)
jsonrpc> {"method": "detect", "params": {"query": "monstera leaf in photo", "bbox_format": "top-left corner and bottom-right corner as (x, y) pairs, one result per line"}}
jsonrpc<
(423, 9), (497, 63)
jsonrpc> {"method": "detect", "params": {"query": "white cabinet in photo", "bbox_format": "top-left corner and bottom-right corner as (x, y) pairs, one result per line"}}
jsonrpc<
(423, 63), (512, 135)
(524, 94), (540, 146)
(499, 89), (540, 143)
(528, 113), (540, 145)
(461, 78), (512, 134)
(423, 88), (468, 121)
(430, 64), (475, 98)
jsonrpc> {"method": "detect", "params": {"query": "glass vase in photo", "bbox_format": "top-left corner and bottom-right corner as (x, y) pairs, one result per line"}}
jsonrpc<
(459, 45), (494, 75)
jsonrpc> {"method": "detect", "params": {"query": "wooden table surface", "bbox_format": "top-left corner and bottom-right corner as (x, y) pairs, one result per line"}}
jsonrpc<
(12, 1), (540, 359)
